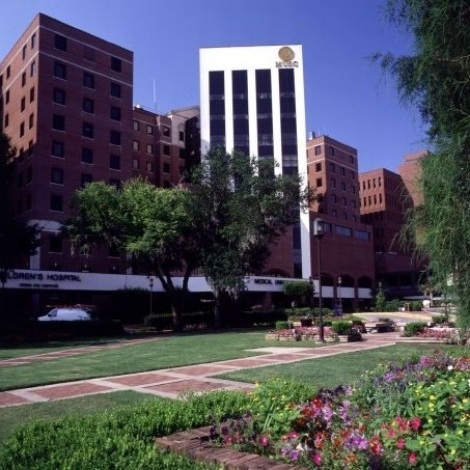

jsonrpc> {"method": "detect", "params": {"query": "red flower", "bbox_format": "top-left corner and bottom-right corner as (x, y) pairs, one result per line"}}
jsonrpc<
(396, 438), (405, 449)
(409, 417), (421, 432)
(408, 452), (418, 466)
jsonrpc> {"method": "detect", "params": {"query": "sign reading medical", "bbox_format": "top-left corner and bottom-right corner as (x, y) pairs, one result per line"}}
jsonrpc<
(276, 46), (299, 68)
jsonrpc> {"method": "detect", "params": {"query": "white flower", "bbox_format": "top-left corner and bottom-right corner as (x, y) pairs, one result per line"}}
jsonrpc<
(448, 365), (454, 371)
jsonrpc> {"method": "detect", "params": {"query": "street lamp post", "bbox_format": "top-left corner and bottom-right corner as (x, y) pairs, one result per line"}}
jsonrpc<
(147, 276), (154, 315)
(313, 218), (324, 342)
(337, 276), (342, 316)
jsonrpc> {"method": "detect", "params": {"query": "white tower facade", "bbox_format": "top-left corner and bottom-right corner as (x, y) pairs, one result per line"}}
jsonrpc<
(199, 45), (311, 278)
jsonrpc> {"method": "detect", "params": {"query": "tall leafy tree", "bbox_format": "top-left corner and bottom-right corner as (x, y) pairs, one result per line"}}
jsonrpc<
(64, 179), (198, 329)
(380, 0), (470, 326)
(189, 148), (311, 327)
(0, 133), (39, 289)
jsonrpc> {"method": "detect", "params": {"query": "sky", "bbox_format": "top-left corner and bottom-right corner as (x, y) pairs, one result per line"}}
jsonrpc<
(0, 0), (428, 172)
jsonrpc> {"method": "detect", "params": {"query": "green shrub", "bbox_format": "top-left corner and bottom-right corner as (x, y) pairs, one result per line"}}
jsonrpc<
(0, 391), (249, 469)
(332, 321), (352, 335)
(275, 321), (289, 330)
(404, 321), (428, 337)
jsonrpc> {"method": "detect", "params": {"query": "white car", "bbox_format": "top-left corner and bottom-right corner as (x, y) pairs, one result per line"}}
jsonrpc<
(38, 307), (92, 322)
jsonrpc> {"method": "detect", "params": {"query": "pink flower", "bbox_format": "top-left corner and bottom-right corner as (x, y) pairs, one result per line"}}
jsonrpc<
(409, 417), (421, 432)
(409, 452), (418, 466)
(396, 438), (405, 449)
(313, 452), (322, 466)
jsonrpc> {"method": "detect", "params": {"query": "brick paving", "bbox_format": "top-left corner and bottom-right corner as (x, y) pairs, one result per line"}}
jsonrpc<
(0, 331), (404, 408)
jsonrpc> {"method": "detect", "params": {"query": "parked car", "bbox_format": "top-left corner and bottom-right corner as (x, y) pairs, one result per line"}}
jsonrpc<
(37, 307), (92, 322)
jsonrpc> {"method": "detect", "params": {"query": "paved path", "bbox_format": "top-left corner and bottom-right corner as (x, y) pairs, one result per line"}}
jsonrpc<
(0, 332), (404, 408)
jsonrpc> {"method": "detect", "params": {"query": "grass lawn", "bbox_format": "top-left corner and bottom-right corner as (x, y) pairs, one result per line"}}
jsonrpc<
(1, 338), (468, 447)
(0, 330), (297, 391)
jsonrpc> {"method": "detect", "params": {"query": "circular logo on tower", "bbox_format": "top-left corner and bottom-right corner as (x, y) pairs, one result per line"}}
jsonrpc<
(278, 46), (295, 61)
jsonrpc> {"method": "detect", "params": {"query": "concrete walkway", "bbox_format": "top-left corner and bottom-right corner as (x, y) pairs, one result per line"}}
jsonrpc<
(0, 331), (404, 408)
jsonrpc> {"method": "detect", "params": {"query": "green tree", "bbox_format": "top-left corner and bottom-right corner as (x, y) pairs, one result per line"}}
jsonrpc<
(189, 148), (311, 327)
(283, 280), (313, 308)
(380, 0), (470, 327)
(64, 179), (198, 330)
(0, 133), (39, 289)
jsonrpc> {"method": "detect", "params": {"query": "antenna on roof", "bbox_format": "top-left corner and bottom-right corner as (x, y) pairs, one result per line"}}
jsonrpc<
(153, 78), (157, 112)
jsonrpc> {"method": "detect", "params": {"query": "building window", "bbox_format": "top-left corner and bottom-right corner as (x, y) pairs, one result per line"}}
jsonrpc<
(22, 44), (27, 60)
(133, 120), (140, 131)
(81, 147), (93, 164)
(20, 122), (25, 137)
(6, 65), (11, 79)
(28, 140), (33, 156)
(163, 144), (170, 156)
(20, 97), (26, 112)
(146, 125), (154, 135)
(53, 115), (65, 131)
(49, 235), (62, 253)
(110, 82), (121, 97)
(4, 114), (8, 128)
(84, 46), (95, 61)
(162, 126), (170, 137)
(31, 33), (36, 49)
(133, 140), (140, 151)
(110, 106), (121, 121)
(52, 141), (64, 158)
(83, 72), (95, 88)
(51, 167), (64, 184)
(316, 178), (323, 188)
(111, 56), (122, 72)
(163, 162), (170, 173)
(82, 122), (94, 138)
(81, 173), (93, 187)
(330, 177), (336, 188)
(29, 87), (35, 103)
(132, 159), (139, 169)
(50, 194), (63, 211)
(342, 197), (347, 206)
(29, 113), (34, 129)
(30, 61), (36, 77)
(53, 88), (66, 105)
(315, 162), (322, 171)
(110, 154), (120, 170)
(54, 34), (67, 51)
(5, 90), (10, 104)
(82, 98), (94, 113)
(329, 162), (336, 172)
(314, 145), (321, 155)
(146, 144), (153, 154)
(54, 62), (66, 79)
(329, 146), (335, 156)
(340, 181), (346, 191)
(146, 162), (154, 172)
(110, 130), (121, 145)
(21, 72), (26, 87)
(340, 167), (345, 176)
(331, 194), (337, 203)
(179, 131), (184, 141)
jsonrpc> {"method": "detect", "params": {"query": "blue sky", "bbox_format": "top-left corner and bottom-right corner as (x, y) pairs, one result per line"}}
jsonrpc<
(1, 0), (427, 172)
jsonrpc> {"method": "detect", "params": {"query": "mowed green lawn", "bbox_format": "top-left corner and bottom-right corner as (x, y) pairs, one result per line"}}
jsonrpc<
(0, 331), (468, 446)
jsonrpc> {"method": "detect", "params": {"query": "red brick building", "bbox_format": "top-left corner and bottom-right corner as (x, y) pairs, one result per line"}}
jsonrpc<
(307, 135), (374, 311)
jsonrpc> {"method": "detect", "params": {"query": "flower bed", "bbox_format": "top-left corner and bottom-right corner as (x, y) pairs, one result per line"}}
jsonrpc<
(209, 351), (470, 469)
(265, 326), (339, 342)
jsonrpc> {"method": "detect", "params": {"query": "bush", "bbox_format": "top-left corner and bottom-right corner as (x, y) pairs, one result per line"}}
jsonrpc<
(403, 321), (428, 337)
(275, 321), (290, 330)
(331, 321), (352, 335)
(0, 391), (250, 469)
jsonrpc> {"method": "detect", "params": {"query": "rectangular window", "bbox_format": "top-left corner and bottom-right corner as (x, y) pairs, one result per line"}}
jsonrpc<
(110, 154), (120, 170)
(83, 98), (94, 113)
(132, 159), (139, 169)
(21, 72), (26, 87)
(54, 34), (67, 51)
(81, 147), (93, 164)
(133, 120), (140, 131)
(51, 167), (64, 184)
(146, 144), (153, 154)
(110, 130), (121, 145)
(53, 88), (66, 105)
(83, 72), (95, 88)
(4, 114), (8, 128)
(31, 33), (36, 49)
(162, 126), (170, 137)
(81, 173), (93, 187)
(163, 144), (171, 155)
(316, 178), (323, 187)
(163, 162), (170, 173)
(29, 113), (34, 129)
(315, 162), (322, 171)
(28, 140), (33, 156)
(146, 162), (154, 172)
(110, 82), (121, 97)
(54, 62), (66, 79)
(82, 122), (94, 138)
(20, 97), (25, 112)
(22, 45), (27, 60)
(179, 131), (184, 141)
(52, 141), (64, 157)
(110, 106), (121, 121)
(146, 125), (154, 135)
(314, 145), (321, 155)
(50, 194), (63, 212)
(133, 140), (140, 151)
(53, 114), (65, 131)
(111, 56), (122, 72)
(84, 46), (95, 61)
(30, 61), (36, 77)
(29, 87), (35, 103)
(5, 90), (9, 104)
(49, 235), (62, 253)
(335, 225), (352, 237)
(6, 65), (11, 79)
(20, 122), (25, 137)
